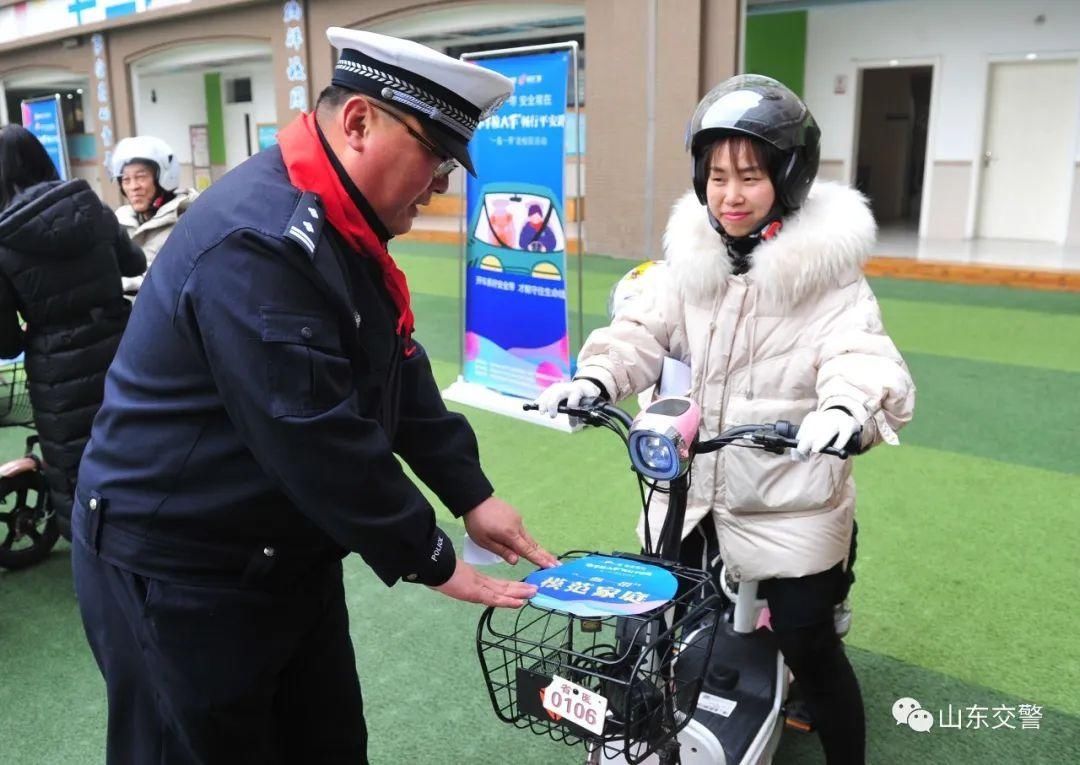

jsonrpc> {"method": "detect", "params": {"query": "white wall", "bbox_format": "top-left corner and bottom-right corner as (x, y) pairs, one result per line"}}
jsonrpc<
(132, 60), (275, 168)
(805, 0), (1080, 169)
(132, 69), (207, 165)
(218, 61), (276, 168)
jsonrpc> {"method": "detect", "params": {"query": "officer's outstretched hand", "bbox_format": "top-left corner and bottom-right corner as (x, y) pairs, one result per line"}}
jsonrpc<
(464, 496), (559, 569)
(433, 560), (538, 608)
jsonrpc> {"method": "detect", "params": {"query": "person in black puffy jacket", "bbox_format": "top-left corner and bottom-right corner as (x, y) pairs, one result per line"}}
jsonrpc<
(0, 124), (145, 538)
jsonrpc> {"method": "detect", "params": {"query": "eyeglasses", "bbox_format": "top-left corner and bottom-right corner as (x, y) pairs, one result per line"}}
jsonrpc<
(120, 171), (153, 187)
(368, 100), (459, 179)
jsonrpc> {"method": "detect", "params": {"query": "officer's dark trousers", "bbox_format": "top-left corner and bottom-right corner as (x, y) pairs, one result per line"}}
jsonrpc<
(72, 540), (367, 764)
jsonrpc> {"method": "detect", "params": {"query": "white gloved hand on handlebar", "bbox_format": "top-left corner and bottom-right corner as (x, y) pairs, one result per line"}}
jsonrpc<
(796, 409), (859, 456)
(533, 379), (602, 418)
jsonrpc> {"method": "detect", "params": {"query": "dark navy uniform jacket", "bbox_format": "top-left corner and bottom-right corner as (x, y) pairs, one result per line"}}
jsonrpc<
(74, 146), (492, 587)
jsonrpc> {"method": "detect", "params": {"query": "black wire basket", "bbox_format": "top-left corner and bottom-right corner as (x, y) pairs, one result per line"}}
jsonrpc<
(0, 362), (33, 428)
(477, 551), (723, 764)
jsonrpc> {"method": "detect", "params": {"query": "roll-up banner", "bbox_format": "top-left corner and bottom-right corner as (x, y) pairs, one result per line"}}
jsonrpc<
(443, 43), (583, 431)
(21, 95), (70, 181)
(465, 50), (571, 399)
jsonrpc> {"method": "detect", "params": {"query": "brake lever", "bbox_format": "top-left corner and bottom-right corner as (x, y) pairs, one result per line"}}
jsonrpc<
(522, 398), (606, 424)
(753, 430), (795, 455)
(563, 397), (609, 426)
(753, 420), (853, 459)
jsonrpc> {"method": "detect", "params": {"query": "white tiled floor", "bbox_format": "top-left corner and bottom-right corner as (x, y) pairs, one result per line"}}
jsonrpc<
(876, 223), (1080, 272)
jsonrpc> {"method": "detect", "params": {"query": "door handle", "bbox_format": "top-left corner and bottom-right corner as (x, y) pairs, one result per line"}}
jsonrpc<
(983, 150), (994, 168)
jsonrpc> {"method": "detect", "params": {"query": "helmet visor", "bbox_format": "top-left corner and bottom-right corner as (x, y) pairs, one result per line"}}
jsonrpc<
(689, 75), (816, 155)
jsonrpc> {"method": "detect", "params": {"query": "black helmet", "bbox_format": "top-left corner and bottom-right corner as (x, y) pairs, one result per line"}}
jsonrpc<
(687, 75), (820, 211)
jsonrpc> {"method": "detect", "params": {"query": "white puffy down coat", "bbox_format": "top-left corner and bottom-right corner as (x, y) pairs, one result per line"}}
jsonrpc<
(575, 182), (916, 582)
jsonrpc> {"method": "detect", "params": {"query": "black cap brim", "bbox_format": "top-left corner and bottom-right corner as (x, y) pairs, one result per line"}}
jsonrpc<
(425, 121), (476, 176)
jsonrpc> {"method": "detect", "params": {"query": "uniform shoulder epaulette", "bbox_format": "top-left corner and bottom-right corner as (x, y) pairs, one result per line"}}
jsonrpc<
(284, 192), (324, 258)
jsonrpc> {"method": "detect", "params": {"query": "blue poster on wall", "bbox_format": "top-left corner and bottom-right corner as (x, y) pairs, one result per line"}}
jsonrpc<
(464, 51), (570, 400)
(257, 124), (278, 151)
(21, 96), (70, 181)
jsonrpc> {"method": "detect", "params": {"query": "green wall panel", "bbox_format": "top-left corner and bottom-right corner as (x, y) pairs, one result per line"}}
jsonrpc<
(203, 72), (226, 166)
(745, 11), (807, 97)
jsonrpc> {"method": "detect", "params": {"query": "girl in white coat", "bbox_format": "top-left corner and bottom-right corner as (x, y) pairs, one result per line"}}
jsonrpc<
(536, 75), (915, 764)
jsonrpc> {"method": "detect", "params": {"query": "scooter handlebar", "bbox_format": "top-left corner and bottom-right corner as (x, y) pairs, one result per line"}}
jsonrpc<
(523, 398), (634, 428)
(524, 402), (856, 458)
(754, 419), (856, 459)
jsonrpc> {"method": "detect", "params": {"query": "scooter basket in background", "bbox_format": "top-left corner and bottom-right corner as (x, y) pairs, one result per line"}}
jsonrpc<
(477, 550), (723, 764)
(0, 361), (34, 427)
(0, 360), (56, 571)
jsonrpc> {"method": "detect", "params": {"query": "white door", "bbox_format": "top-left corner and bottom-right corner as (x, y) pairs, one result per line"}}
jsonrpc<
(977, 60), (1079, 241)
(223, 99), (254, 170)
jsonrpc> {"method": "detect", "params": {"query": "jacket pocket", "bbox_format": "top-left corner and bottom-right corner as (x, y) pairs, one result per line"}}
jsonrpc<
(723, 446), (843, 515)
(260, 308), (352, 417)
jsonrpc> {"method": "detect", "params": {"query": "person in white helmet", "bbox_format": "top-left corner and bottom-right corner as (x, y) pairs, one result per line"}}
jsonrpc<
(111, 136), (198, 293)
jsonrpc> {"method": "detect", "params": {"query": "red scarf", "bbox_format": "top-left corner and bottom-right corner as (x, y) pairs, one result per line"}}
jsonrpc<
(277, 112), (416, 348)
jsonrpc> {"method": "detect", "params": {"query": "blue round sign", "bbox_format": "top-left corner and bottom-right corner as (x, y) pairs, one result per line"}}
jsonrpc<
(525, 555), (677, 616)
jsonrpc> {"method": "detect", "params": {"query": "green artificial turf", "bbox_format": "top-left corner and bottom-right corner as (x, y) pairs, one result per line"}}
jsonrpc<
(1, 242), (1078, 764)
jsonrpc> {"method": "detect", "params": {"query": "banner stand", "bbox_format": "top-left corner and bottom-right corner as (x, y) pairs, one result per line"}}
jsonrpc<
(442, 377), (580, 433)
(442, 41), (584, 432)
(21, 95), (70, 181)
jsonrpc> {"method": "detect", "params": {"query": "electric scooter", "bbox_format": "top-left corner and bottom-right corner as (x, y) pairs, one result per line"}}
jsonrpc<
(0, 361), (57, 570)
(476, 396), (851, 764)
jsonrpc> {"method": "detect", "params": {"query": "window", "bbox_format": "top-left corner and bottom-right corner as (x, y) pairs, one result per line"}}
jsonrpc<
(224, 77), (253, 104)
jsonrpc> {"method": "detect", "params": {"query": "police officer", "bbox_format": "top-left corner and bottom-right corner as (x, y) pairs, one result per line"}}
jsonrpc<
(72, 27), (557, 764)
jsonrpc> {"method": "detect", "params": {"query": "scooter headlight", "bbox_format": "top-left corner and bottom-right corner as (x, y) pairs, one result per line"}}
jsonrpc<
(628, 432), (684, 481)
(626, 397), (701, 481)
(632, 434), (677, 478)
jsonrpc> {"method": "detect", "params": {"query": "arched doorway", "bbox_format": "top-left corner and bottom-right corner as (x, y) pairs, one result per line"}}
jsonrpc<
(127, 38), (274, 189)
(2, 67), (98, 192)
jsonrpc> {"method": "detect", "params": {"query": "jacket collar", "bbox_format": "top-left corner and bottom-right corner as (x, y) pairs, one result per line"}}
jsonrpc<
(663, 181), (877, 306)
(315, 121), (392, 243)
(116, 189), (197, 232)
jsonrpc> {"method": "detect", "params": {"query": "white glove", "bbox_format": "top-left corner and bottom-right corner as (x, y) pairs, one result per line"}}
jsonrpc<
(533, 379), (602, 418)
(796, 409), (859, 456)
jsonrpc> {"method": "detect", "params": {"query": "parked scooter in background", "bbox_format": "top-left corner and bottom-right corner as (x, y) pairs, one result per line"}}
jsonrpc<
(0, 360), (57, 570)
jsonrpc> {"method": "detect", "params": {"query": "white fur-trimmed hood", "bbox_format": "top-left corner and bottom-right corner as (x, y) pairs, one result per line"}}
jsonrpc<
(663, 182), (876, 306)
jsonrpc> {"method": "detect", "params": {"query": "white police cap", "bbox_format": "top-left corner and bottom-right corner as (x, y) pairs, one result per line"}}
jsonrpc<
(326, 27), (513, 175)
